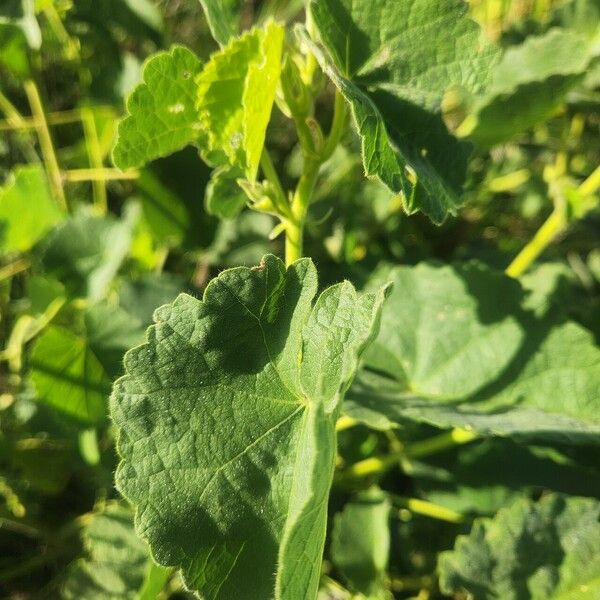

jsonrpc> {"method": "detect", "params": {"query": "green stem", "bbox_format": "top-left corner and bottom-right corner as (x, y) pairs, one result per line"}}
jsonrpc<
(405, 428), (478, 459)
(392, 495), (465, 523)
(506, 164), (600, 278)
(23, 79), (67, 211)
(505, 208), (566, 278)
(81, 107), (107, 214)
(0, 90), (26, 128)
(284, 90), (347, 265)
(285, 158), (320, 265)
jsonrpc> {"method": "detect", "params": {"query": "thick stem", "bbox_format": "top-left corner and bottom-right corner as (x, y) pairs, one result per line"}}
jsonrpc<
(24, 80), (67, 211)
(285, 158), (320, 265)
(284, 91), (347, 265)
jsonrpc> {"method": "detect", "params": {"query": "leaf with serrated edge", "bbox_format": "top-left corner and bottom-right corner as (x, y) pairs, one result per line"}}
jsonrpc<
(196, 21), (284, 181)
(345, 262), (600, 443)
(439, 494), (600, 599)
(112, 46), (203, 170)
(309, 0), (499, 224)
(110, 254), (388, 599)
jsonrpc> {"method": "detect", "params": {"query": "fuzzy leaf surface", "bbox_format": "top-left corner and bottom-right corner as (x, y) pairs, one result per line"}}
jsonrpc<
(111, 254), (388, 599)
(112, 46), (203, 169)
(345, 263), (600, 443)
(196, 22), (283, 181)
(310, 0), (499, 224)
(439, 494), (600, 599)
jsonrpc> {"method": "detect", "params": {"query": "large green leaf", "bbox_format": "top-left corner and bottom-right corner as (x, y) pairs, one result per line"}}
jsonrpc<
(112, 46), (204, 170)
(62, 503), (150, 600)
(345, 263), (600, 443)
(456, 28), (600, 146)
(196, 21), (284, 181)
(309, 0), (499, 224)
(111, 254), (388, 599)
(0, 165), (63, 254)
(439, 494), (600, 599)
(331, 487), (391, 599)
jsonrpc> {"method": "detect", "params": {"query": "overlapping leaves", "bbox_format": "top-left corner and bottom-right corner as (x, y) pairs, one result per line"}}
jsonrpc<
(309, 0), (500, 224)
(113, 22), (283, 187)
(110, 255), (388, 599)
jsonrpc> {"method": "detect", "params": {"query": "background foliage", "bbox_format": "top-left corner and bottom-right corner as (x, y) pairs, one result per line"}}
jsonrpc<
(0, 0), (599, 598)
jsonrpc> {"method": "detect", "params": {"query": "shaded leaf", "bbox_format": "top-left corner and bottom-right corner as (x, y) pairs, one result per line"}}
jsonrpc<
(205, 165), (248, 219)
(30, 304), (143, 425)
(456, 28), (599, 146)
(331, 487), (391, 599)
(345, 263), (600, 443)
(62, 503), (150, 599)
(39, 208), (134, 301)
(309, 0), (499, 224)
(30, 325), (110, 425)
(439, 494), (600, 599)
(111, 254), (388, 599)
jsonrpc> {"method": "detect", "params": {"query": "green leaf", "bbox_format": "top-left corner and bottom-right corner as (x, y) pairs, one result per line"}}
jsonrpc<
(456, 28), (599, 146)
(439, 494), (600, 599)
(30, 304), (143, 425)
(207, 210), (275, 266)
(196, 21), (284, 181)
(309, 0), (499, 224)
(0, 22), (29, 79)
(30, 325), (110, 425)
(62, 503), (150, 600)
(345, 263), (600, 443)
(0, 165), (63, 254)
(39, 208), (134, 301)
(112, 46), (204, 170)
(331, 487), (391, 599)
(111, 254), (388, 599)
(197, 0), (242, 46)
(205, 165), (248, 219)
